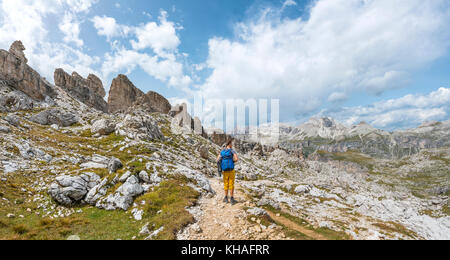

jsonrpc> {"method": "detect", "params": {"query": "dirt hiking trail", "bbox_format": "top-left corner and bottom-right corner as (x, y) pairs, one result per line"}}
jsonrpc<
(178, 176), (331, 240)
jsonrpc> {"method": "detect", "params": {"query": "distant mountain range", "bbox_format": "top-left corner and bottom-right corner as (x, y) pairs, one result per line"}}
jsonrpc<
(278, 117), (450, 158)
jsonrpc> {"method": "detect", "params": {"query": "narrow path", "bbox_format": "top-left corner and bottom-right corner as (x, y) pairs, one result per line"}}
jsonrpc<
(179, 177), (287, 240)
(266, 211), (327, 240)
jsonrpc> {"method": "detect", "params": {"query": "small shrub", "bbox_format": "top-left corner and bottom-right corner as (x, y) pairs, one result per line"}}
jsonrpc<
(0, 219), (8, 228)
(39, 218), (54, 226)
(13, 224), (29, 235)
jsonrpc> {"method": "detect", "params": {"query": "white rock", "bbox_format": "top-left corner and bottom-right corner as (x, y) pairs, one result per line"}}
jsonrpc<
(132, 208), (144, 221)
(145, 226), (164, 240)
(119, 171), (132, 183)
(92, 119), (116, 135)
(96, 176), (143, 211)
(67, 235), (81, 240)
(294, 185), (312, 194)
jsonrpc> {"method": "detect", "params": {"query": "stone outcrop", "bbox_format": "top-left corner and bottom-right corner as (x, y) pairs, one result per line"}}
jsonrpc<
(54, 68), (108, 112)
(169, 103), (207, 138)
(91, 119), (116, 135)
(9, 41), (27, 63)
(87, 74), (106, 97)
(107, 74), (171, 114)
(48, 173), (101, 206)
(169, 103), (192, 127)
(108, 74), (144, 113)
(29, 108), (79, 127)
(115, 112), (164, 141)
(0, 41), (56, 101)
(134, 91), (172, 114)
(210, 131), (229, 147)
(96, 176), (144, 211)
(0, 87), (35, 112)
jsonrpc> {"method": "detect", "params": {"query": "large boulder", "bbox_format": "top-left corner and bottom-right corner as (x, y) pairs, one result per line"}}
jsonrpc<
(3, 114), (20, 127)
(198, 145), (209, 160)
(294, 184), (312, 194)
(15, 142), (52, 162)
(96, 176), (144, 210)
(138, 171), (162, 184)
(0, 41), (56, 101)
(108, 74), (144, 113)
(116, 113), (164, 141)
(29, 108), (79, 127)
(108, 157), (123, 173)
(84, 178), (109, 205)
(54, 68), (108, 112)
(48, 173), (101, 206)
(91, 119), (116, 135)
(0, 85), (35, 112)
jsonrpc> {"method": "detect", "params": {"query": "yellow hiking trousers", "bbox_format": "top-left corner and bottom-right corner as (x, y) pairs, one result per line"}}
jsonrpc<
(223, 170), (236, 191)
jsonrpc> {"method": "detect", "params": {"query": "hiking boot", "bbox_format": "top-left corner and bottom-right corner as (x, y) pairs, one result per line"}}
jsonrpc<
(223, 196), (229, 203)
(230, 197), (237, 205)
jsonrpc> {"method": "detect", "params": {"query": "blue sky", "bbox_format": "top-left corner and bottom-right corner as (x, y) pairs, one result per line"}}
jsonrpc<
(0, 0), (449, 130)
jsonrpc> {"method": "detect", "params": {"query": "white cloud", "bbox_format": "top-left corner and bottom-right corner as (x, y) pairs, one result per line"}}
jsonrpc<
(198, 0), (450, 121)
(58, 0), (98, 47)
(0, 0), (101, 82)
(91, 15), (131, 40)
(59, 12), (83, 47)
(318, 87), (450, 130)
(93, 9), (191, 91)
(65, 0), (97, 13)
(130, 10), (181, 56)
(101, 47), (191, 91)
(328, 92), (347, 103)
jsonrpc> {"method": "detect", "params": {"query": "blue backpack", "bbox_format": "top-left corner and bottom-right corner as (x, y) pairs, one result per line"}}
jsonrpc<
(220, 149), (235, 171)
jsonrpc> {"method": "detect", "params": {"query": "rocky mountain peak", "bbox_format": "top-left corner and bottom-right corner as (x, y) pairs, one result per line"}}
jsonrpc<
(87, 74), (106, 98)
(8, 40), (27, 63)
(107, 74), (172, 115)
(54, 68), (108, 112)
(0, 41), (55, 101)
(108, 74), (145, 113)
(306, 117), (339, 128)
(133, 91), (172, 114)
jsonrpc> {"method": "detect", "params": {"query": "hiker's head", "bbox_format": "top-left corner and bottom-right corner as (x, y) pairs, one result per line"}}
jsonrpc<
(226, 139), (233, 148)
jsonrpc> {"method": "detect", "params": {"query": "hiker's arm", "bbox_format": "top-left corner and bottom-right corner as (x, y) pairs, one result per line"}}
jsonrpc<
(217, 154), (221, 162)
(233, 153), (238, 162)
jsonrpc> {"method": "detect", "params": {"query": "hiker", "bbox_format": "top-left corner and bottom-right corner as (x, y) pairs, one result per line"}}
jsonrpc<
(217, 139), (239, 205)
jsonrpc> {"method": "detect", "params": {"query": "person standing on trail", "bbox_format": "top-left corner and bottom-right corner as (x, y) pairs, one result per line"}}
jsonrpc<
(217, 139), (239, 205)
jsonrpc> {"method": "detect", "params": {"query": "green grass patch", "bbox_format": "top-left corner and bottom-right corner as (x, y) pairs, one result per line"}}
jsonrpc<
(373, 222), (418, 239)
(135, 175), (199, 240)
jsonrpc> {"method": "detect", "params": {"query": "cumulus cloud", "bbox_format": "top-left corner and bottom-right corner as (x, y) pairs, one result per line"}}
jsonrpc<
(318, 88), (450, 130)
(328, 92), (347, 103)
(131, 10), (181, 56)
(65, 0), (98, 13)
(198, 0), (450, 122)
(101, 47), (191, 91)
(93, 10), (191, 91)
(59, 12), (84, 47)
(91, 15), (131, 40)
(0, 0), (101, 81)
